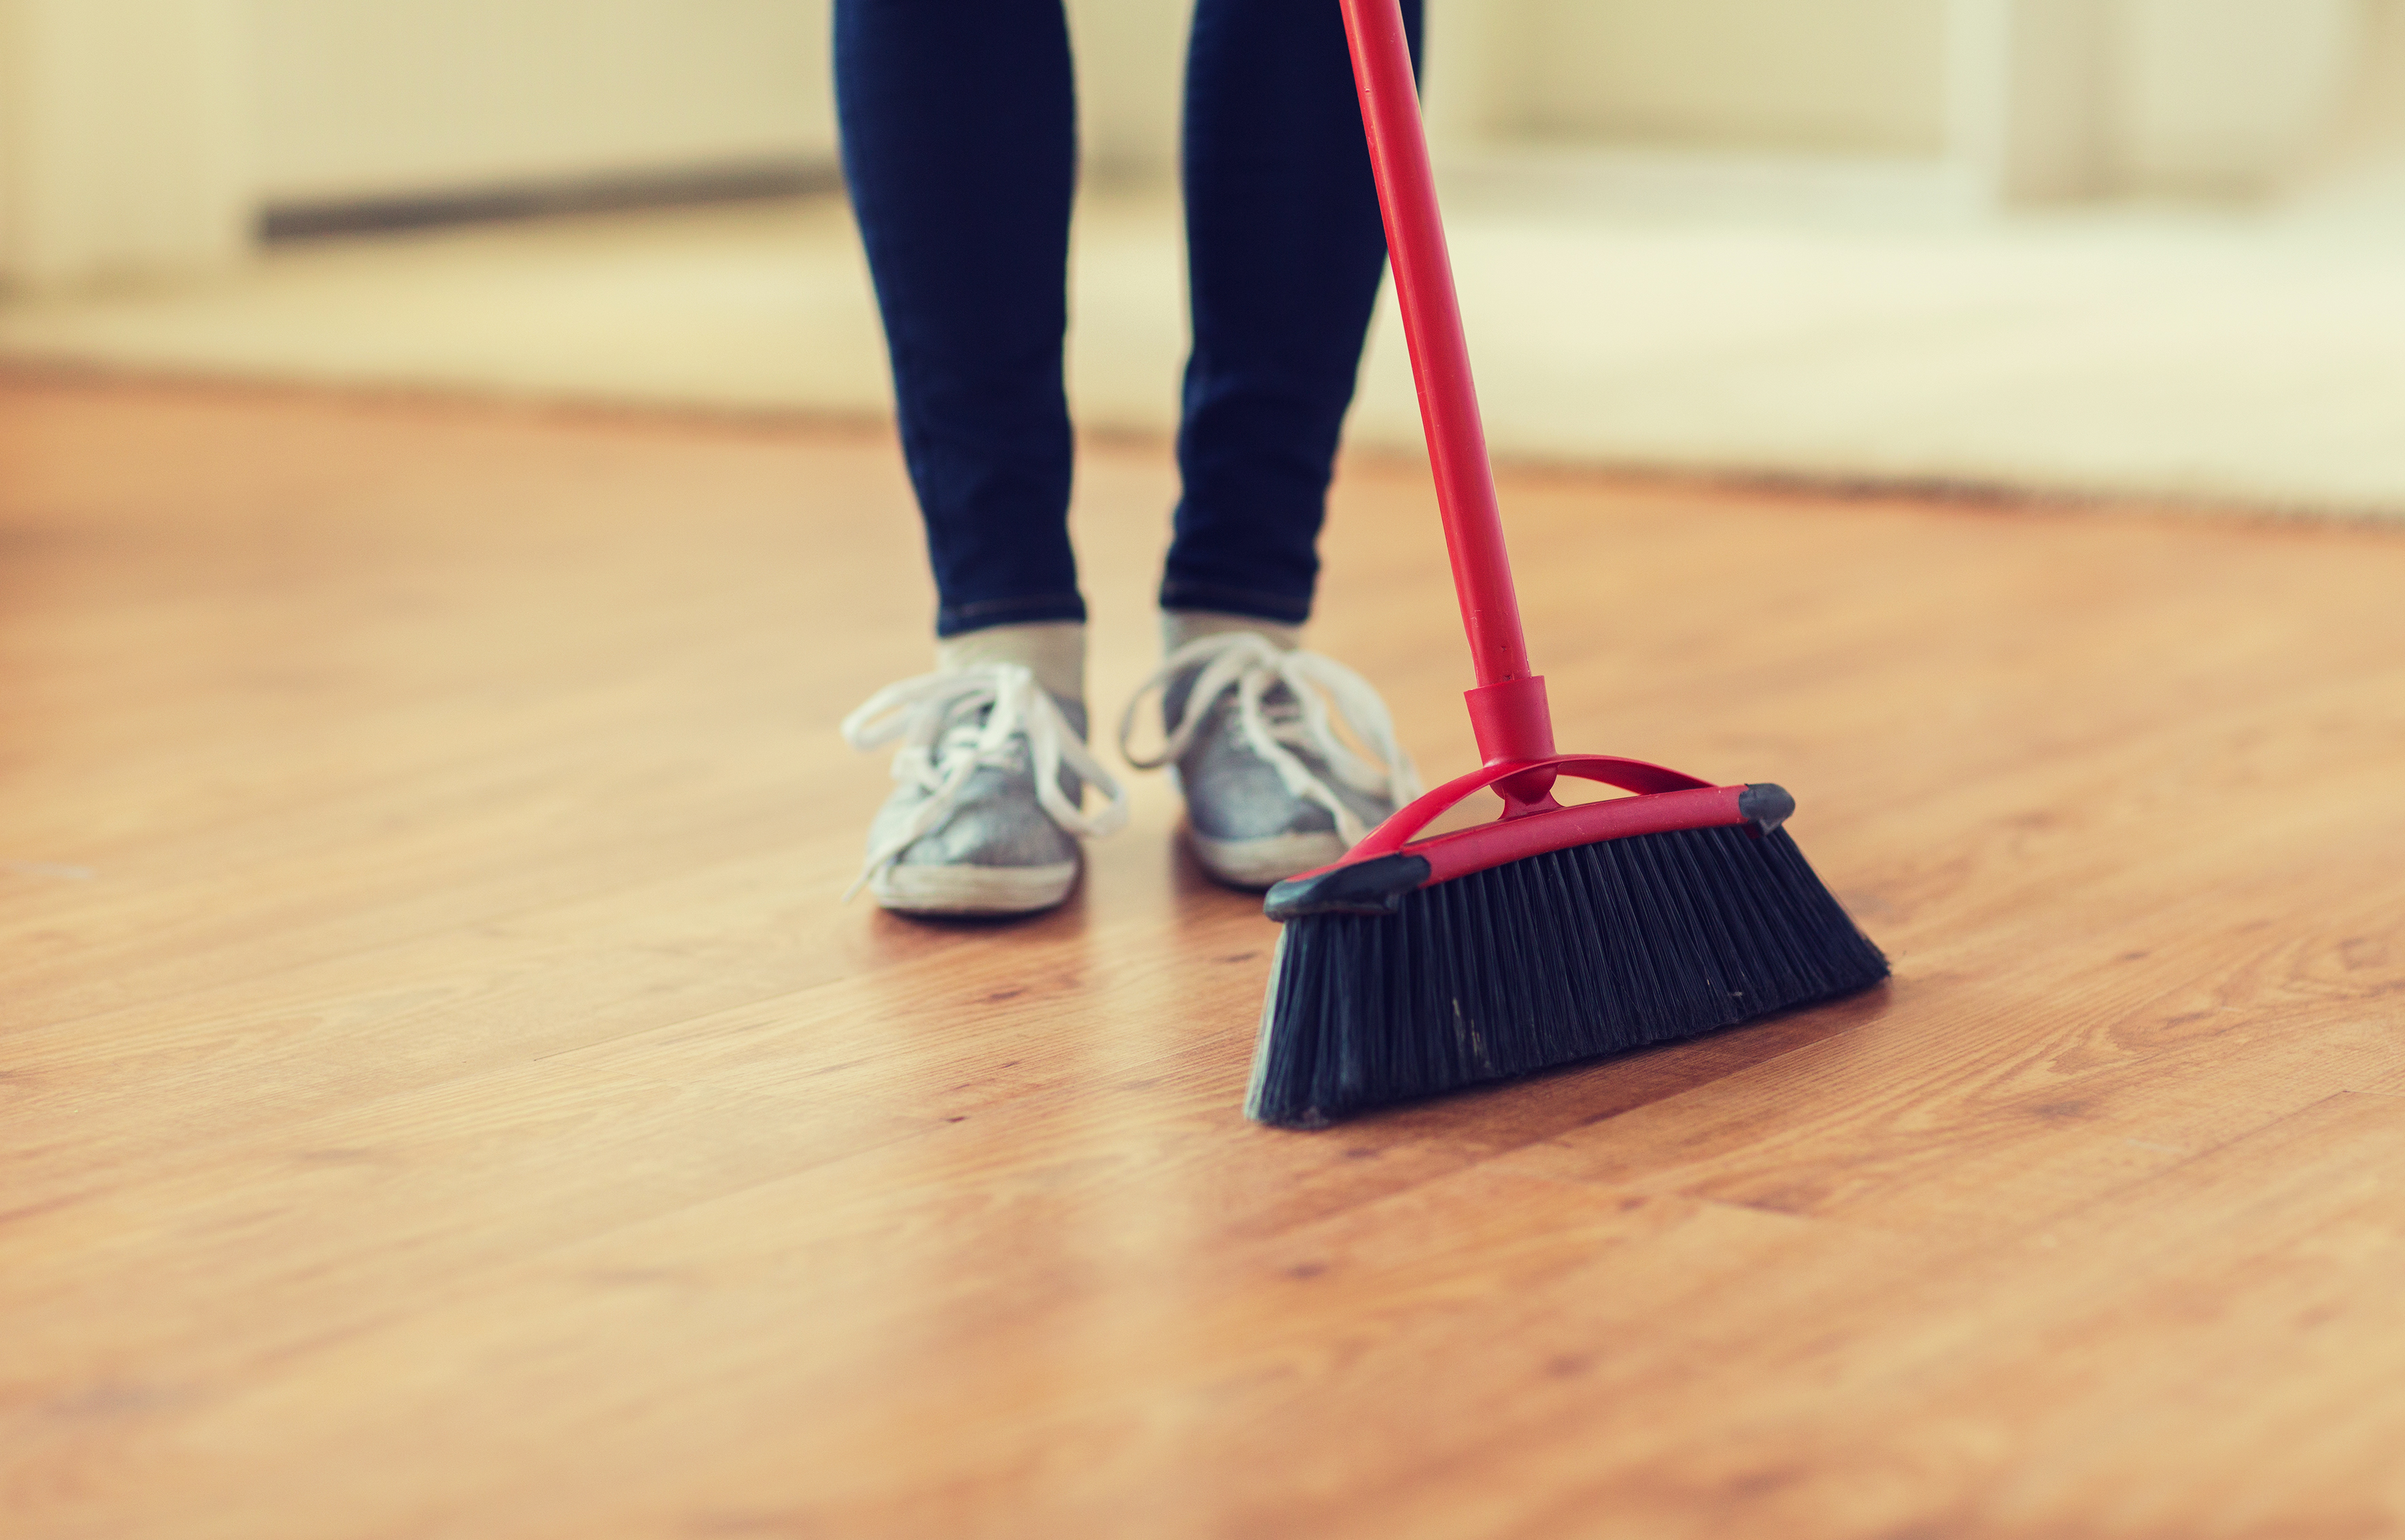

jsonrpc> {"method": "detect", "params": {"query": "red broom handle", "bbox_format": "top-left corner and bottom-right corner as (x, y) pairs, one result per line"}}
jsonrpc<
(1337, 0), (1556, 768)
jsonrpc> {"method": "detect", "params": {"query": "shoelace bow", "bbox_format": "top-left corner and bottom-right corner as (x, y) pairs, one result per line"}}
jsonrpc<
(1116, 633), (1422, 846)
(840, 662), (1128, 901)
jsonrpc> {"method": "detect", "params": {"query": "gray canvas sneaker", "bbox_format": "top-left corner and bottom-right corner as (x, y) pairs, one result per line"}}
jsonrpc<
(1119, 632), (1421, 890)
(843, 662), (1127, 916)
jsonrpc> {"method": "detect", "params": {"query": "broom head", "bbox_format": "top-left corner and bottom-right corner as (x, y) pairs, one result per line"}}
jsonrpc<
(1248, 753), (1888, 1127)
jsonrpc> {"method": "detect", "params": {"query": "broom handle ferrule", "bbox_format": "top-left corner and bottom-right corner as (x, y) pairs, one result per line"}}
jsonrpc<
(1338, 0), (1539, 715)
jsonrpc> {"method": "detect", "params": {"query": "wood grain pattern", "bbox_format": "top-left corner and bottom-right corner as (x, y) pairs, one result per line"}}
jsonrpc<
(3, 373), (2402, 1539)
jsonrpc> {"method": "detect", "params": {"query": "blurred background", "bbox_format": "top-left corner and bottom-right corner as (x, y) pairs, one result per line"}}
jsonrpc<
(3, 0), (2403, 514)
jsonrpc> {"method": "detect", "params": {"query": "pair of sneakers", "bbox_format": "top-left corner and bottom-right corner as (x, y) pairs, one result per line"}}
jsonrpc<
(842, 630), (1420, 915)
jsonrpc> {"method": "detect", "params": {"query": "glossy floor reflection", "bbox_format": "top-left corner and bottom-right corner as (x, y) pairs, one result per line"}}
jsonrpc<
(5, 375), (2404, 1538)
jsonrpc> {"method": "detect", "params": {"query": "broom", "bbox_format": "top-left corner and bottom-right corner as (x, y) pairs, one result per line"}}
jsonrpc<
(1245, 0), (1890, 1128)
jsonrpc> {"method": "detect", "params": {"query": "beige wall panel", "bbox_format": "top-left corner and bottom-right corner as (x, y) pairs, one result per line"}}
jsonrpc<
(1065, 0), (1191, 182)
(2105, 0), (2359, 195)
(1509, 0), (1951, 155)
(250, 0), (837, 203)
(2324, 0), (2405, 173)
(0, 0), (251, 288)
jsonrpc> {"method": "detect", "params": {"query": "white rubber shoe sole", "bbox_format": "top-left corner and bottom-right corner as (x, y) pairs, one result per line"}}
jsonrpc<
(1187, 828), (1347, 892)
(869, 857), (1079, 917)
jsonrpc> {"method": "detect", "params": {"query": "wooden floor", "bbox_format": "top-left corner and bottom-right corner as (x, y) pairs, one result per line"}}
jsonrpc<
(5, 375), (2404, 1539)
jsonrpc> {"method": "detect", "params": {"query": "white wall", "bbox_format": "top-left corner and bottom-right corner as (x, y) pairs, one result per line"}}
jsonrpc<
(250, 0), (834, 205)
(2106, 0), (2361, 196)
(2327, 0), (2405, 172)
(0, 0), (250, 288)
(1947, 0), (2115, 203)
(1064, 0), (1190, 184)
(0, 0), (1192, 289)
(1456, 0), (2368, 203)
(1506, 0), (1952, 156)
(2, 0), (2394, 294)
(248, 0), (1197, 205)
(2326, 0), (2405, 173)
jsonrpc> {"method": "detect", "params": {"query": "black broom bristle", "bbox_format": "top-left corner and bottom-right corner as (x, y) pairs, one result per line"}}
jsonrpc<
(1246, 825), (1888, 1128)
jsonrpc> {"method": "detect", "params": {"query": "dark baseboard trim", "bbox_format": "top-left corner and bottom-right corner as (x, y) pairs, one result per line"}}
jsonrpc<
(260, 160), (845, 242)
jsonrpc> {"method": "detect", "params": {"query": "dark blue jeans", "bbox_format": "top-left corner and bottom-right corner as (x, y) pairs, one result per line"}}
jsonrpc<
(835, 0), (1423, 638)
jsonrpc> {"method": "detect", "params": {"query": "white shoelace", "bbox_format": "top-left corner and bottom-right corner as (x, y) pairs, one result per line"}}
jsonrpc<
(1116, 633), (1422, 846)
(840, 662), (1129, 901)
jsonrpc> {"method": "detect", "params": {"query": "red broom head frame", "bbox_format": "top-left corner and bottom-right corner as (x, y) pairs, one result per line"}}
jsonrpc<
(1263, 717), (1794, 921)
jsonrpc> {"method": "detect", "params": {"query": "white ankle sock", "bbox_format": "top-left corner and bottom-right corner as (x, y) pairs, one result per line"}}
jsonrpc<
(935, 621), (1086, 706)
(1159, 609), (1303, 655)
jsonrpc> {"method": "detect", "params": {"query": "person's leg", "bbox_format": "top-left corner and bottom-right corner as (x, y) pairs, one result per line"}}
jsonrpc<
(1119, 0), (1429, 892)
(835, 0), (1114, 917)
(1164, 0), (1424, 626)
(835, 0), (1082, 645)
